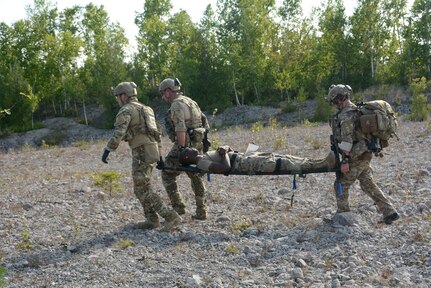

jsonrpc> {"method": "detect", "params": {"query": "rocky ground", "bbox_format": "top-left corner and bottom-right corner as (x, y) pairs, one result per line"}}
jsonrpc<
(1, 110), (431, 287)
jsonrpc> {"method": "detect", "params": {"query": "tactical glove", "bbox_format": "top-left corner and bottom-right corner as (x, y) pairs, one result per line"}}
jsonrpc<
(102, 149), (110, 164)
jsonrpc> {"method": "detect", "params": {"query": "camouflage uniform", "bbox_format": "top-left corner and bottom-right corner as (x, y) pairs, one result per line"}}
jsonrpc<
(196, 148), (335, 174)
(162, 95), (207, 219)
(105, 82), (179, 229)
(331, 100), (397, 217)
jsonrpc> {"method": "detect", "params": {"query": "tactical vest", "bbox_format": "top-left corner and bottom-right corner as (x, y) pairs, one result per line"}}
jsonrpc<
(165, 96), (207, 150)
(124, 99), (161, 148)
(172, 95), (203, 128)
(330, 106), (361, 145)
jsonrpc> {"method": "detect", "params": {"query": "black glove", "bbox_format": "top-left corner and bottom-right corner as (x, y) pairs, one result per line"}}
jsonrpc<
(156, 156), (164, 169)
(102, 149), (110, 164)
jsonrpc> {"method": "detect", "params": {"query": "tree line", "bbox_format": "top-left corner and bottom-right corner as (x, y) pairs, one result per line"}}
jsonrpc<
(0, 0), (430, 134)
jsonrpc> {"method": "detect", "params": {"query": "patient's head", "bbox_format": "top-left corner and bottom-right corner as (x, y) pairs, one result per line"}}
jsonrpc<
(179, 147), (199, 165)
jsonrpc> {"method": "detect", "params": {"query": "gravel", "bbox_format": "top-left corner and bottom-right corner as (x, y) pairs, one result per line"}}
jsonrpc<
(0, 115), (430, 287)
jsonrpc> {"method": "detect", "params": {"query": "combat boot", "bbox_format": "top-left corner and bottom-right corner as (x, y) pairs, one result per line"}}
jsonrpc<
(135, 213), (160, 230)
(160, 209), (181, 231)
(383, 212), (400, 225)
(169, 192), (187, 215)
(193, 196), (207, 220)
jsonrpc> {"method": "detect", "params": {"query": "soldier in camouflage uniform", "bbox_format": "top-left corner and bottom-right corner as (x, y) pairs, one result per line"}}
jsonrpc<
(178, 146), (336, 175)
(328, 84), (399, 225)
(159, 78), (208, 220)
(102, 81), (180, 230)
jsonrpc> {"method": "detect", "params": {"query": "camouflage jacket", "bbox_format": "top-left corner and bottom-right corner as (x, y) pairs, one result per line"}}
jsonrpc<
(106, 98), (161, 151)
(330, 100), (368, 159)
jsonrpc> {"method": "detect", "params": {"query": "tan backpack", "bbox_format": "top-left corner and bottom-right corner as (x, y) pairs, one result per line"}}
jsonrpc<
(357, 100), (399, 149)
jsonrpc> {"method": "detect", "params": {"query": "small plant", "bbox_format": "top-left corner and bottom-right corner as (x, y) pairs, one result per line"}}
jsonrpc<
(211, 194), (223, 203)
(93, 171), (123, 196)
(72, 140), (90, 149)
(210, 137), (221, 150)
(224, 243), (239, 255)
(72, 223), (81, 237)
(310, 139), (322, 150)
(419, 253), (427, 266)
(22, 143), (34, 153)
(251, 121), (263, 133)
(324, 258), (333, 270)
(41, 139), (50, 149)
(413, 227), (425, 242)
(273, 137), (285, 150)
(257, 204), (270, 213)
(269, 117), (278, 130)
(16, 228), (33, 250)
(115, 239), (134, 250)
(0, 265), (6, 287)
(231, 218), (251, 233)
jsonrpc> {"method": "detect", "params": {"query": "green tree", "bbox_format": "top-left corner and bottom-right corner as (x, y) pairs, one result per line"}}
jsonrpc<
(217, 0), (278, 105)
(134, 0), (172, 92)
(407, 0), (431, 79)
(349, 0), (390, 87)
(194, 4), (232, 110)
(80, 3), (129, 127)
(315, 0), (349, 85)
(20, 84), (40, 129)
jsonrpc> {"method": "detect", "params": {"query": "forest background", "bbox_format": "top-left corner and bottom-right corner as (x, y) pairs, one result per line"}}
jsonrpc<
(0, 0), (430, 135)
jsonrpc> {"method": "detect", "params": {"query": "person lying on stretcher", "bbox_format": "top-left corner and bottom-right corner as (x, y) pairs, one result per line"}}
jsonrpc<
(177, 145), (336, 175)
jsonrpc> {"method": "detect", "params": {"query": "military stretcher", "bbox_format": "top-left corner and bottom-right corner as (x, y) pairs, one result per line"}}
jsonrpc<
(156, 162), (340, 177)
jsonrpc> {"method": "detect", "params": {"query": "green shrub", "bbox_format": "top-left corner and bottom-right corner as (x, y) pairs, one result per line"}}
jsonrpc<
(314, 97), (334, 122)
(16, 228), (33, 250)
(409, 77), (429, 122)
(251, 122), (263, 133)
(93, 171), (123, 196)
(0, 265), (6, 287)
(282, 102), (297, 113)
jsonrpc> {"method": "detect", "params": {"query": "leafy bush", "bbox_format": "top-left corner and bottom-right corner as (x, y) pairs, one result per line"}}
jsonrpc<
(0, 265), (6, 287)
(282, 102), (297, 113)
(93, 171), (123, 196)
(313, 97), (334, 122)
(408, 77), (429, 121)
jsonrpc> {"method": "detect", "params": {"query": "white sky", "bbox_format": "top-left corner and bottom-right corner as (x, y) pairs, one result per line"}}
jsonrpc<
(0, 0), (373, 53)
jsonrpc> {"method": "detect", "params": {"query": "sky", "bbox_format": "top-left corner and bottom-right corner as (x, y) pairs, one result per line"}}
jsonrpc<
(0, 0), (358, 53)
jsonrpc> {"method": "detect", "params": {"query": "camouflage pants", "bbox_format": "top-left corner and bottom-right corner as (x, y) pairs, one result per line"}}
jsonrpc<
(231, 152), (330, 173)
(162, 144), (206, 211)
(132, 145), (168, 219)
(333, 153), (397, 217)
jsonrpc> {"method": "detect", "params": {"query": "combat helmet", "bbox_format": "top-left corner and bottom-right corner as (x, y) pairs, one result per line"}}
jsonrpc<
(327, 84), (352, 104)
(159, 78), (182, 93)
(113, 82), (138, 97)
